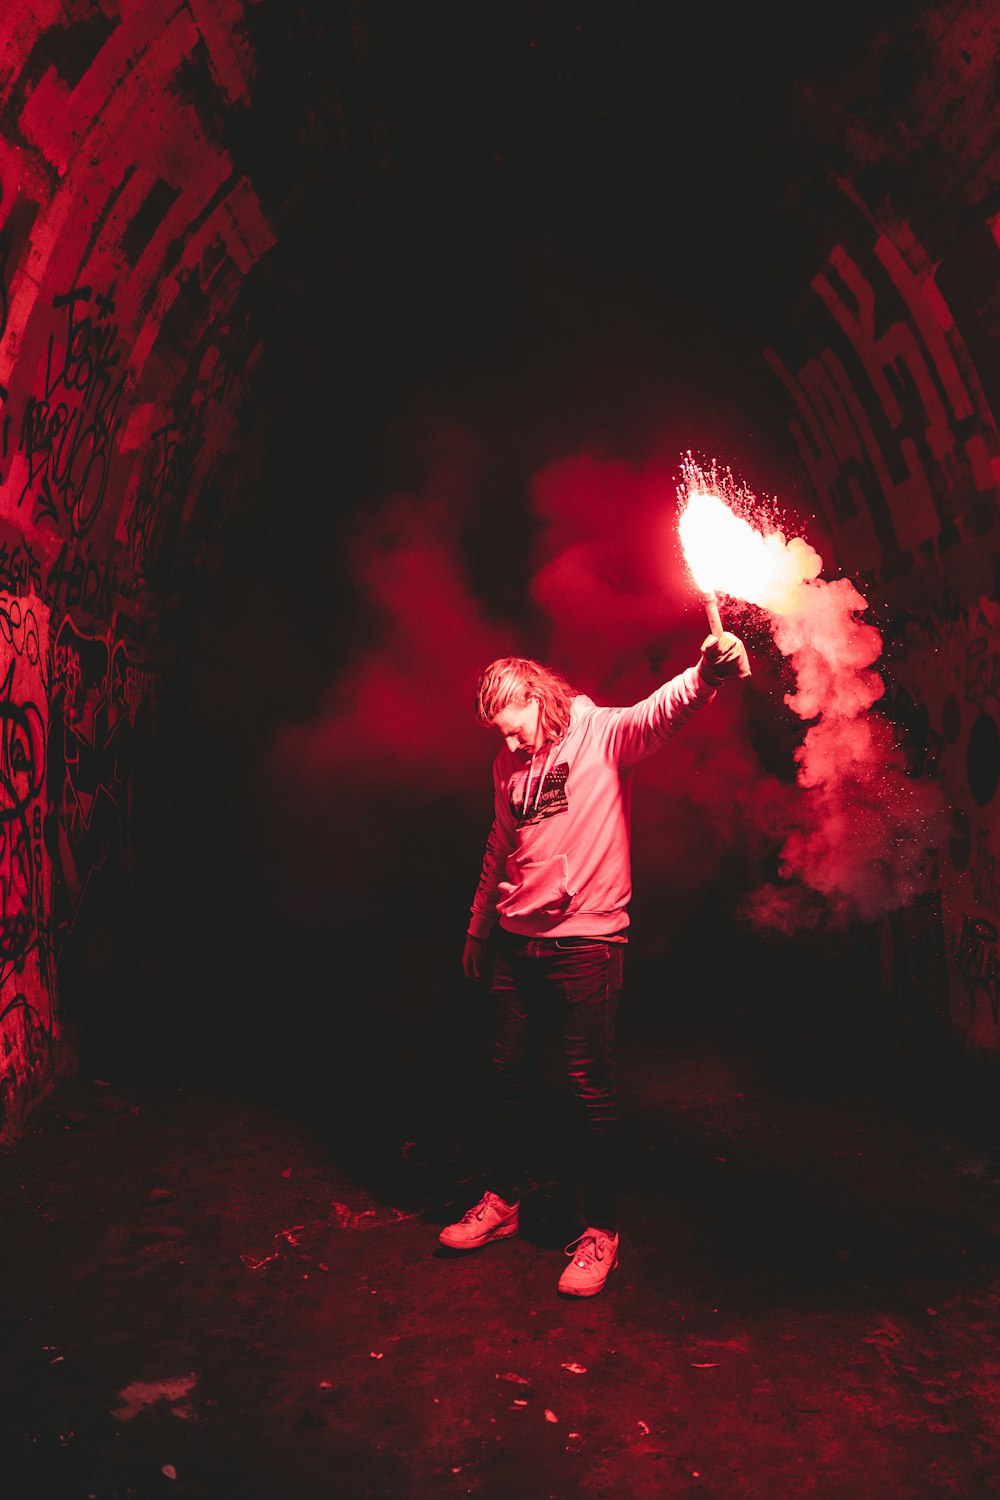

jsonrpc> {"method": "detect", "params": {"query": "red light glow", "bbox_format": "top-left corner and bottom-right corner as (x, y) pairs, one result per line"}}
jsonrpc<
(677, 476), (822, 618)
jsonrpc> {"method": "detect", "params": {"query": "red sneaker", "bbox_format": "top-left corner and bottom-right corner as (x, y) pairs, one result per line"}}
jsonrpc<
(438, 1191), (520, 1250)
(557, 1228), (619, 1296)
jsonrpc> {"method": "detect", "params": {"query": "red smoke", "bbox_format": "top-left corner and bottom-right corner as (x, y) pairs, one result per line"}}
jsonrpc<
(262, 437), (943, 943)
(260, 434), (514, 923)
(527, 452), (689, 686)
(747, 578), (946, 931)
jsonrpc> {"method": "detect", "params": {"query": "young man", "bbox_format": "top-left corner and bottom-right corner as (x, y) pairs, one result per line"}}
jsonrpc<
(439, 630), (750, 1296)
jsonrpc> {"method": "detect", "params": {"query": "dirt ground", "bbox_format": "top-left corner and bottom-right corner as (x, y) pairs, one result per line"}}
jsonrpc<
(3, 971), (999, 1499)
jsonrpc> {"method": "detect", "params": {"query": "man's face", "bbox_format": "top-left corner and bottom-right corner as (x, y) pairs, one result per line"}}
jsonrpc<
(492, 697), (544, 756)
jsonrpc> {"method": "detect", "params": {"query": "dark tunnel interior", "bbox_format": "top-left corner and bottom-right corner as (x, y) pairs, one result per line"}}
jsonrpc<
(112, 0), (937, 1092)
(85, 1), (819, 1081)
(1, 3), (998, 1496)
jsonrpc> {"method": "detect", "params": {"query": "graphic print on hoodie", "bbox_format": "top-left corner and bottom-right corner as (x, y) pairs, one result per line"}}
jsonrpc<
(512, 761), (569, 826)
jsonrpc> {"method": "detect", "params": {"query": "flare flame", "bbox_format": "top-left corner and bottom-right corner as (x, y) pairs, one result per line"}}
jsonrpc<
(678, 474), (822, 619)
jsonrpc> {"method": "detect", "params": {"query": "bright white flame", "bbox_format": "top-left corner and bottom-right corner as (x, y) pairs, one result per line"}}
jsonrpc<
(678, 490), (821, 616)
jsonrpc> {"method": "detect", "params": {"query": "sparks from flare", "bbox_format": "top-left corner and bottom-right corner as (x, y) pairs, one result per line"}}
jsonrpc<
(677, 457), (822, 618)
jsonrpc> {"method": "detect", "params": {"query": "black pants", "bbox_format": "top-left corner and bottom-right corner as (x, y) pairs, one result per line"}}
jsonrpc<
(489, 929), (624, 1233)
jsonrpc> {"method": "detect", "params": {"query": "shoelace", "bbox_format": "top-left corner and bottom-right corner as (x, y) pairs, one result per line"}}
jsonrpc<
(462, 1194), (504, 1223)
(564, 1232), (605, 1267)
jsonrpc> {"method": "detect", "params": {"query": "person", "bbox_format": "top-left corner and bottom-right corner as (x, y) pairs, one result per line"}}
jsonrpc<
(438, 629), (751, 1296)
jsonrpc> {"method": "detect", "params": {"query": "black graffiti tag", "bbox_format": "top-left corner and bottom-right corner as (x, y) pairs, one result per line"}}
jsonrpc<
(0, 662), (46, 966)
(0, 538), (43, 597)
(126, 420), (189, 573)
(0, 179), (9, 345)
(46, 539), (143, 617)
(0, 994), (52, 1132)
(18, 285), (126, 537)
(0, 598), (41, 665)
(955, 914), (1000, 1027)
(965, 637), (1000, 714)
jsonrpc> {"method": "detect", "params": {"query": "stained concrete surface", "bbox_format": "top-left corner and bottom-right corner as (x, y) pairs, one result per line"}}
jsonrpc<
(3, 958), (999, 1500)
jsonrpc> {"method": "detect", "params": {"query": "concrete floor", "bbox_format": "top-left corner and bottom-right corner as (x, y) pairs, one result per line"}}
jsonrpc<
(3, 971), (999, 1500)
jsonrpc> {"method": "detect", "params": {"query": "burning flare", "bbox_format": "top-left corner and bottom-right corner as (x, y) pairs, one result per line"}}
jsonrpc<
(676, 457), (944, 932)
(678, 484), (822, 618)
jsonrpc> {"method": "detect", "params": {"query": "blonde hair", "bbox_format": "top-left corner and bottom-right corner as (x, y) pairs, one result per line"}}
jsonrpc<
(476, 657), (576, 743)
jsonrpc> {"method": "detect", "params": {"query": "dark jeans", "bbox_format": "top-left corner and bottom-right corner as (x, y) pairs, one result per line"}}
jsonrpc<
(489, 928), (625, 1233)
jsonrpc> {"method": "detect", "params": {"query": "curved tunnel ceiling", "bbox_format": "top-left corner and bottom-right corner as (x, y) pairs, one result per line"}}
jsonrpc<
(0, 1), (995, 606)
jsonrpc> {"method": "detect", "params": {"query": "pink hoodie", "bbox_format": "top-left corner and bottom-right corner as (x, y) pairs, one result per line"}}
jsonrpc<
(468, 664), (717, 939)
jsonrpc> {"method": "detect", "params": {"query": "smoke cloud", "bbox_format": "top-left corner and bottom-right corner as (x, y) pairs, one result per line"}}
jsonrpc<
(261, 437), (944, 947)
(260, 431), (516, 925)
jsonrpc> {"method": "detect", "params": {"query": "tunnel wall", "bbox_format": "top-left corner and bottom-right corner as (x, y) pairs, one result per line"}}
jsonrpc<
(761, 4), (1000, 1052)
(0, 0), (275, 1134)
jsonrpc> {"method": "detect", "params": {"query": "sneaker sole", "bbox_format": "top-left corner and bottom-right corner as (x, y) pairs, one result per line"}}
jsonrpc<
(438, 1221), (519, 1250)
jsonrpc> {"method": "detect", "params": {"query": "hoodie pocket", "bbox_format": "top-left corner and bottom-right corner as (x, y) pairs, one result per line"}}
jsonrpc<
(498, 853), (576, 919)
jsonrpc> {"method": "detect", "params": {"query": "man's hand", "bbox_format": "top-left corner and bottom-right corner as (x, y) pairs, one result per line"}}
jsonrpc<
(462, 933), (488, 982)
(699, 632), (751, 686)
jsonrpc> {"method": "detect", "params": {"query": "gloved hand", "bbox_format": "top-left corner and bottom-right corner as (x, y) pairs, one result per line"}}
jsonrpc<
(699, 632), (751, 686)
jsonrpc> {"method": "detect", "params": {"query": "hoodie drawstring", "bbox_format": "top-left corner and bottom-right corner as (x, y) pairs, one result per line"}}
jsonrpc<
(521, 740), (558, 821)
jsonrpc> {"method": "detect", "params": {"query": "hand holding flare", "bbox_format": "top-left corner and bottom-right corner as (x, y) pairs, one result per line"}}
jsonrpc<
(679, 489), (752, 681)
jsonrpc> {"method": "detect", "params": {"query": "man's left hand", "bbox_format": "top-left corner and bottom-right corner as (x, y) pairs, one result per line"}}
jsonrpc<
(699, 632), (751, 685)
(462, 933), (488, 982)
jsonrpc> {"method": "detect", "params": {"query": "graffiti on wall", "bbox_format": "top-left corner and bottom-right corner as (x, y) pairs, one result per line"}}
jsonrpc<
(0, 2), (278, 1122)
(0, 593), (53, 1130)
(881, 601), (999, 1049)
(764, 197), (999, 592)
(765, 190), (1000, 1052)
(0, 0), (276, 627)
(18, 284), (127, 538)
(955, 914), (999, 1028)
(50, 616), (158, 949)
